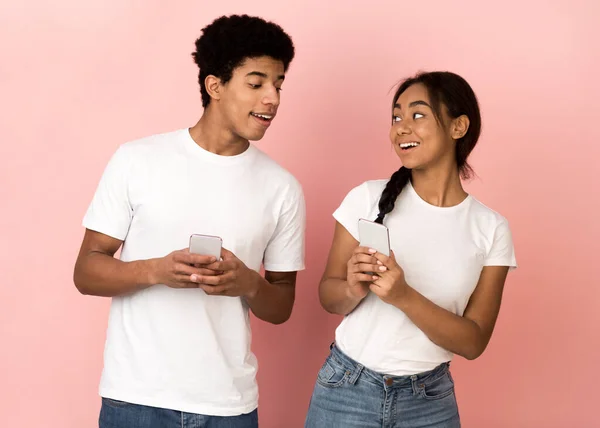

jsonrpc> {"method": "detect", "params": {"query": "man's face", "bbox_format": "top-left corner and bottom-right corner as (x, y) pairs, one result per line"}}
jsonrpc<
(217, 56), (286, 141)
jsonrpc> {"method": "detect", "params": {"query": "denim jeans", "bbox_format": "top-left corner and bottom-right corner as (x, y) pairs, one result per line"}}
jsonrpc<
(99, 398), (258, 428)
(305, 344), (460, 428)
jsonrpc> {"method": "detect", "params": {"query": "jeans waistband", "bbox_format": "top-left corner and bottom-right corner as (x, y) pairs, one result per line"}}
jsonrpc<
(329, 342), (450, 388)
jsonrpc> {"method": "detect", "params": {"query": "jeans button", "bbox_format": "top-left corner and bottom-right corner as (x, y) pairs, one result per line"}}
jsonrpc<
(385, 378), (393, 386)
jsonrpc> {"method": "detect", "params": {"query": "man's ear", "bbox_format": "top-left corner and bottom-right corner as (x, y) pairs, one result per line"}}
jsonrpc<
(205, 75), (222, 102)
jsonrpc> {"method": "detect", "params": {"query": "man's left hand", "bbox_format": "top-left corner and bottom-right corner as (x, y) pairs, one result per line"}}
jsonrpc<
(190, 248), (259, 298)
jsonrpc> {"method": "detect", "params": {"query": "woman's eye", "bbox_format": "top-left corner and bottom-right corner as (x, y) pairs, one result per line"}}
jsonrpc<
(392, 115), (402, 122)
(249, 84), (261, 89)
(414, 113), (424, 119)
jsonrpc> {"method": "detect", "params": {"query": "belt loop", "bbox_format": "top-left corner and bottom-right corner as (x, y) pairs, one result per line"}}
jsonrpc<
(348, 363), (364, 385)
(410, 374), (419, 395)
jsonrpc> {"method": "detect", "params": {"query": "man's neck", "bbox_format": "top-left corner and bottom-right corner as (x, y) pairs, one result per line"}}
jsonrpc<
(188, 109), (250, 156)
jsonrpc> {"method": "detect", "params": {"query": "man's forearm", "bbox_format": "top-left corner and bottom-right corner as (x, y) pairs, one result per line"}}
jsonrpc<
(243, 270), (295, 325)
(74, 251), (155, 297)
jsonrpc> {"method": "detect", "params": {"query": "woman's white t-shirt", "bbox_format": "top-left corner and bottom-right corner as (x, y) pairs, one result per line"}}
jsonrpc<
(333, 179), (517, 376)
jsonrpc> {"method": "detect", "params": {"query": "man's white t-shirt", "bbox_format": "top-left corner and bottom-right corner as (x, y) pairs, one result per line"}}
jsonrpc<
(333, 179), (517, 376)
(82, 129), (305, 416)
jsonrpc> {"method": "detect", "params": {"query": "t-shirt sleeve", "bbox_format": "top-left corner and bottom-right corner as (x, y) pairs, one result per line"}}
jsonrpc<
(332, 182), (370, 241)
(82, 146), (133, 241)
(263, 181), (306, 272)
(484, 219), (517, 270)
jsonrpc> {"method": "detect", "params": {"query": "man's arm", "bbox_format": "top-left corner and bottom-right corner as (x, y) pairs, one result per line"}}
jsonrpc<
(189, 248), (297, 325)
(244, 270), (297, 325)
(74, 229), (218, 297)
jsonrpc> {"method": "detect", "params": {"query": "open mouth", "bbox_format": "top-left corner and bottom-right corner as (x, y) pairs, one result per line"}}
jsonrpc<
(250, 112), (274, 126)
(399, 141), (420, 151)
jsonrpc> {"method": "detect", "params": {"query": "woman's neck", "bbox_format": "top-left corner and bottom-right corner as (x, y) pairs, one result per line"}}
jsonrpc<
(410, 167), (468, 207)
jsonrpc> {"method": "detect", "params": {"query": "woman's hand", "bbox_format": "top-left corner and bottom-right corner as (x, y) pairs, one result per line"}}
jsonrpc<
(346, 246), (386, 300)
(369, 250), (410, 305)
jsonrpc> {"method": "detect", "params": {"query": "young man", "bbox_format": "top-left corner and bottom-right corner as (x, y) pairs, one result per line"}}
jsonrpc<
(73, 15), (304, 428)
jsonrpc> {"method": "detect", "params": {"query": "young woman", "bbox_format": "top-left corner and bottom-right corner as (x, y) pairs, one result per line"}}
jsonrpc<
(305, 71), (517, 428)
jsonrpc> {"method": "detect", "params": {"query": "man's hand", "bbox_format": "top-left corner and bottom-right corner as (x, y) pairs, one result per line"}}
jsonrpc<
(190, 248), (259, 298)
(150, 249), (218, 289)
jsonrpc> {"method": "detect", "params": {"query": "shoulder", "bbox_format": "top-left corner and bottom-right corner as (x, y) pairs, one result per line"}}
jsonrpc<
(107, 129), (186, 175)
(252, 147), (304, 196)
(468, 196), (511, 231)
(118, 129), (183, 156)
(341, 179), (389, 204)
(335, 179), (390, 218)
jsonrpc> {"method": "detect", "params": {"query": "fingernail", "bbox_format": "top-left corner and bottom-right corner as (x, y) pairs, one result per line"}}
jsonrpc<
(372, 276), (379, 281)
(191, 275), (198, 282)
(368, 248), (376, 253)
(377, 261), (383, 265)
(379, 266), (387, 271)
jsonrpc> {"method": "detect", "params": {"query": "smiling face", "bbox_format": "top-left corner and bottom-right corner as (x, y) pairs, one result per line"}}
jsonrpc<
(212, 56), (286, 141)
(390, 83), (467, 173)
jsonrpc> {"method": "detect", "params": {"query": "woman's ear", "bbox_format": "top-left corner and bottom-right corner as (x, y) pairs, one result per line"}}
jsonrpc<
(452, 115), (470, 139)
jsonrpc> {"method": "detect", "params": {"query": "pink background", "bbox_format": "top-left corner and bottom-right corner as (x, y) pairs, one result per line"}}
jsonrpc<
(1, 1), (598, 427)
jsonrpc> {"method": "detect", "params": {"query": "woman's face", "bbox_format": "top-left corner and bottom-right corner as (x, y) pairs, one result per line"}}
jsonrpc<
(390, 83), (463, 172)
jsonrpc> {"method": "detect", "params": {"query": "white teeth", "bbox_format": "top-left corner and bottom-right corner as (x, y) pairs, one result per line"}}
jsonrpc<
(400, 142), (420, 148)
(252, 113), (273, 120)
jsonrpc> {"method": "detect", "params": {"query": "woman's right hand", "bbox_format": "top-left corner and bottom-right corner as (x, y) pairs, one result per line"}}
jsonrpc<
(346, 246), (386, 300)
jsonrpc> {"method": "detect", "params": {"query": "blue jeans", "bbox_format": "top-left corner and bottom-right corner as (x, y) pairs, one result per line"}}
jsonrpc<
(305, 344), (460, 428)
(99, 398), (258, 428)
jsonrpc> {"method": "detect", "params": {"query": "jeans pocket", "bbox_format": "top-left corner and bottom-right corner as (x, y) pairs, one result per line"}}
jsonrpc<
(102, 397), (132, 408)
(316, 355), (350, 388)
(418, 372), (455, 400)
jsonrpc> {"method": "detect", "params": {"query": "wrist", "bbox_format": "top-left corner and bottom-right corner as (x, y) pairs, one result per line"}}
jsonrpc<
(144, 258), (160, 286)
(345, 280), (363, 302)
(392, 283), (414, 310)
(243, 268), (262, 300)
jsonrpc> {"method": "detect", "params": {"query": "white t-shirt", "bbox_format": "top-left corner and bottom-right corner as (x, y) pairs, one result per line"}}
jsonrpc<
(333, 179), (517, 376)
(82, 129), (305, 416)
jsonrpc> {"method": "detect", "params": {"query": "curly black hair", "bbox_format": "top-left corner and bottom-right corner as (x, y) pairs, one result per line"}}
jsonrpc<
(192, 15), (295, 107)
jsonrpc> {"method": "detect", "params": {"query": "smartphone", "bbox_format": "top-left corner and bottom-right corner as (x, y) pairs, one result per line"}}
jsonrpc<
(189, 234), (222, 259)
(358, 218), (390, 257)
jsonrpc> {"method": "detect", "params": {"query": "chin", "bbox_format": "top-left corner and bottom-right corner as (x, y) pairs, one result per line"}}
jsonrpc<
(395, 150), (429, 170)
(248, 133), (266, 141)
(245, 129), (267, 141)
(395, 154), (415, 168)
(397, 156), (425, 170)
(231, 128), (262, 142)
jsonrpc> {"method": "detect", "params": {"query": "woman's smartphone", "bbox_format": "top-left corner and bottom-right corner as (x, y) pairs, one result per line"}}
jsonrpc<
(357, 218), (390, 256)
(189, 234), (222, 259)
